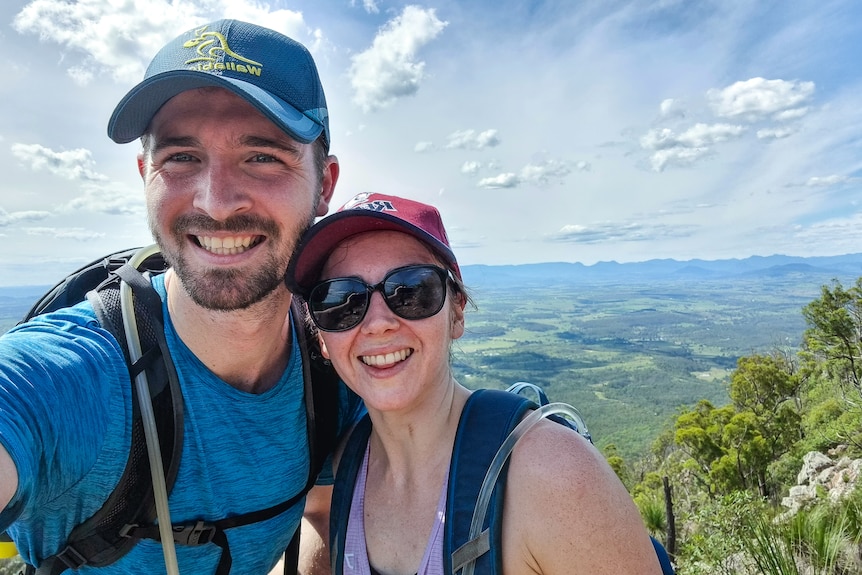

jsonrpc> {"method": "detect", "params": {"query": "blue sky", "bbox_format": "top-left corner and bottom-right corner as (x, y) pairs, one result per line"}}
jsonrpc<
(1, 0), (861, 285)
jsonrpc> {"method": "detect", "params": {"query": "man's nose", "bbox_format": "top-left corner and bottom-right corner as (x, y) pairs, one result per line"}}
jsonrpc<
(192, 162), (252, 221)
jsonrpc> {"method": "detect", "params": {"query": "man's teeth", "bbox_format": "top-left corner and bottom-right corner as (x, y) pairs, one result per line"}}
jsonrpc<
(361, 349), (412, 367)
(197, 236), (256, 255)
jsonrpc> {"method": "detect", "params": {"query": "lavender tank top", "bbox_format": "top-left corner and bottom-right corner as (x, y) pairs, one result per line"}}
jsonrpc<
(342, 445), (448, 575)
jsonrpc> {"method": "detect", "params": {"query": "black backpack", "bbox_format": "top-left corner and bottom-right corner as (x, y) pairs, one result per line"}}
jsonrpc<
(331, 384), (675, 574)
(3, 245), (340, 575)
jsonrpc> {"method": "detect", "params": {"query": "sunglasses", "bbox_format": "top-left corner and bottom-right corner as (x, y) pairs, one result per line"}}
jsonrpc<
(307, 264), (451, 332)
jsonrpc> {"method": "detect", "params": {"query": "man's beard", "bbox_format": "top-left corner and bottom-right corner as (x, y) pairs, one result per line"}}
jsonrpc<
(151, 211), (315, 311)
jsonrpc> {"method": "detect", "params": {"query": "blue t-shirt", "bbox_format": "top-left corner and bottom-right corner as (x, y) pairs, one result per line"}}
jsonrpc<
(0, 274), (360, 574)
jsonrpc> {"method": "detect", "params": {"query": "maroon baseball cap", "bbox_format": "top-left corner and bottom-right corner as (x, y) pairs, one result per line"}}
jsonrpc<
(287, 193), (461, 296)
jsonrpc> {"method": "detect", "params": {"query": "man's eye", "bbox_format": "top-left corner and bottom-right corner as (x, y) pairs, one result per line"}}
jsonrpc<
(251, 153), (278, 163)
(167, 152), (195, 162)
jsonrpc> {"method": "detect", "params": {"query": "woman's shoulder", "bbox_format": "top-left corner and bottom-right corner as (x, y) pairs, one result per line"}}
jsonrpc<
(508, 418), (609, 497)
(503, 419), (662, 574)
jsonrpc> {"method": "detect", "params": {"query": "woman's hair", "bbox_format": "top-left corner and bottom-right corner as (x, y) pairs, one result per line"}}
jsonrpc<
(448, 270), (473, 309)
(435, 253), (474, 312)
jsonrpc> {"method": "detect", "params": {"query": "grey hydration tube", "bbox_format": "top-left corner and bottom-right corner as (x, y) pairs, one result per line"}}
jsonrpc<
(120, 245), (180, 575)
(459, 402), (589, 575)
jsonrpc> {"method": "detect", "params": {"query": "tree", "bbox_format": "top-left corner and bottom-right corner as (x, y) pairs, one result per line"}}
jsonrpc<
(674, 399), (734, 496)
(727, 354), (803, 497)
(802, 278), (862, 398)
(673, 354), (802, 498)
(602, 443), (631, 487)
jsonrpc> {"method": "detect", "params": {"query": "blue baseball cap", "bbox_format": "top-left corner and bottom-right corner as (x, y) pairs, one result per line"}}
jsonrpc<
(108, 19), (330, 149)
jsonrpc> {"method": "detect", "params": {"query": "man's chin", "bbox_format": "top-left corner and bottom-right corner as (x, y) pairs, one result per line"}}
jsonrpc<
(182, 269), (283, 311)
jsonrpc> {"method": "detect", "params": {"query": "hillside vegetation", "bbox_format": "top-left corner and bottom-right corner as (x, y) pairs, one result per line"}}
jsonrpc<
(454, 257), (859, 459)
(622, 277), (862, 573)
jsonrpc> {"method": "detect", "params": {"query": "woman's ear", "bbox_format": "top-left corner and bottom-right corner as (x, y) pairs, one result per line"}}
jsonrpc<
(319, 334), (331, 360)
(451, 298), (465, 339)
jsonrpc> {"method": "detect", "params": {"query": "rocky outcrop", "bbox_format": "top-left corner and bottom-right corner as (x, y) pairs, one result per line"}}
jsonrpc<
(782, 449), (862, 515)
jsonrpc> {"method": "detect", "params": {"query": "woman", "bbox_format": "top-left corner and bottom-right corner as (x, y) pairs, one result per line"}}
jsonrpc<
(286, 192), (664, 575)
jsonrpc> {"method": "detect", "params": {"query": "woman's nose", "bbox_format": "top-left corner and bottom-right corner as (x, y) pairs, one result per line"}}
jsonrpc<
(360, 290), (400, 333)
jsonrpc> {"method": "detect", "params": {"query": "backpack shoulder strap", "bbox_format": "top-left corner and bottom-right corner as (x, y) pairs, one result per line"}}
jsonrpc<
(34, 248), (183, 575)
(444, 389), (535, 575)
(329, 414), (373, 574)
(291, 298), (340, 486)
(278, 299), (342, 575)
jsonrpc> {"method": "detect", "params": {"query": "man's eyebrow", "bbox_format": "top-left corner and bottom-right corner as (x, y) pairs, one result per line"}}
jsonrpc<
(151, 136), (200, 155)
(148, 135), (303, 157)
(241, 136), (303, 157)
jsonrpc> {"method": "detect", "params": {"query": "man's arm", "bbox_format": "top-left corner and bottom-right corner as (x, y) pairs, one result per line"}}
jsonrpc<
(298, 484), (333, 575)
(0, 443), (17, 512)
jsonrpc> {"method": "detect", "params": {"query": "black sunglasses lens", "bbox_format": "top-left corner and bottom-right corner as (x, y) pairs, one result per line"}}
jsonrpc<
(309, 279), (369, 331)
(383, 267), (447, 320)
(309, 266), (448, 332)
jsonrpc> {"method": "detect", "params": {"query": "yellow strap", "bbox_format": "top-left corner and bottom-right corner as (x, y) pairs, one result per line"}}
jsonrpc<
(0, 539), (18, 559)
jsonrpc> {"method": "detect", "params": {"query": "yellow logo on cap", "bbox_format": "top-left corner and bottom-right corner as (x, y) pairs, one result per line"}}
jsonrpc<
(183, 25), (263, 76)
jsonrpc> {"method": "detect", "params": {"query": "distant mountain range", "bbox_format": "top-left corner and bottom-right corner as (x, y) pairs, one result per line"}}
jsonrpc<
(2, 253), (861, 299)
(460, 253), (862, 287)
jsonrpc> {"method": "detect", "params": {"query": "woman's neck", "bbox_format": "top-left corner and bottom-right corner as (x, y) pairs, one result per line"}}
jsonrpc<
(367, 381), (470, 482)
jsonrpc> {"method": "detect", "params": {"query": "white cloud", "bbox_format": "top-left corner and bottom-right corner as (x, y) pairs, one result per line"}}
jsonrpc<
(67, 66), (95, 86)
(549, 221), (696, 244)
(788, 213), (862, 253)
(64, 186), (145, 216)
(757, 127), (797, 139)
(0, 209), (52, 227)
(12, 0), (308, 84)
(805, 175), (850, 187)
(648, 147), (712, 172)
(351, 0), (380, 14)
(659, 98), (686, 119)
(461, 161), (481, 175)
(707, 78), (815, 122)
(414, 141), (435, 153)
(774, 107), (809, 122)
(477, 173), (519, 189)
(678, 123), (746, 147)
(11, 144), (108, 182)
(641, 123), (745, 151)
(13, 0), (198, 84)
(640, 123), (744, 171)
(519, 159), (571, 184)
(24, 227), (105, 241)
(444, 129), (501, 150)
(349, 6), (447, 113)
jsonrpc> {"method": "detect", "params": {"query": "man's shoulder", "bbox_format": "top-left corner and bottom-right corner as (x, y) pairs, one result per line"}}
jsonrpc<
(2, 298), (128, 377)
(7, 299), (100, 336)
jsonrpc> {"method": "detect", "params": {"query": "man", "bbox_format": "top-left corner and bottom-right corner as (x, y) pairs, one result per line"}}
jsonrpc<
(0, 19), (356, 574)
